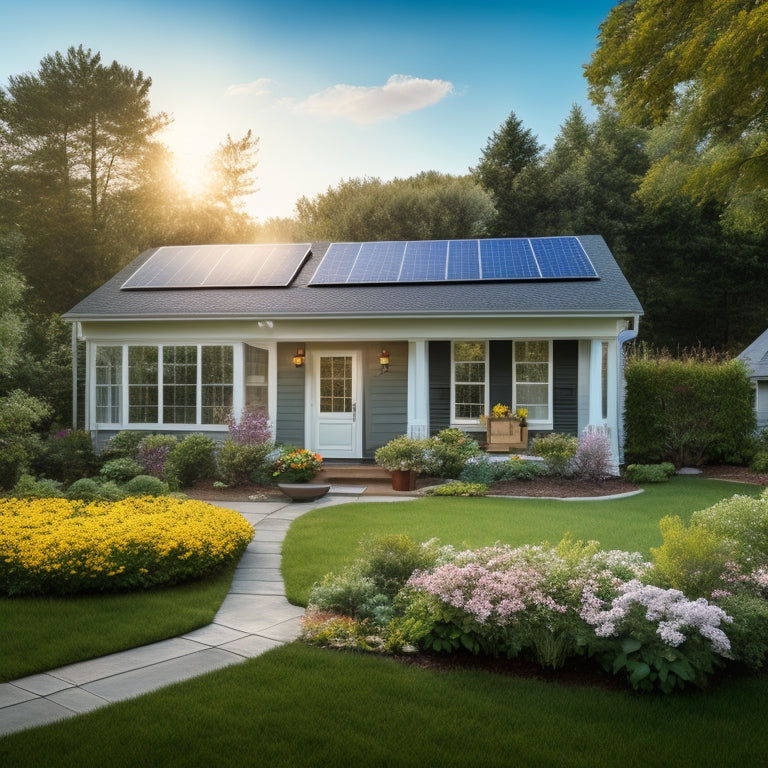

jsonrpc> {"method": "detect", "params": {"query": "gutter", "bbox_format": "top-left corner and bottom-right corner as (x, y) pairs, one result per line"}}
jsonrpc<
(617, 324), (640, 465)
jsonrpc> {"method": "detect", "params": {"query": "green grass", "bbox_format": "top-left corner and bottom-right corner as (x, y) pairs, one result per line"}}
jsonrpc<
(0, 562), (238, 682)
(2, 476), (767, 767)
(282, 475), (762, 604)
(2, 642), (766, 768)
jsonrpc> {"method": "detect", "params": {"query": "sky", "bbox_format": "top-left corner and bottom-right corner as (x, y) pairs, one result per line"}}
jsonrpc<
(1, 0), (617, 221)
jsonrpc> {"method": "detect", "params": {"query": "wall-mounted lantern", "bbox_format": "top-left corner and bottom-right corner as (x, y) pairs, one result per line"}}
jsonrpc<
(379, 348), (390, 373)
(292, 346), (306, 368)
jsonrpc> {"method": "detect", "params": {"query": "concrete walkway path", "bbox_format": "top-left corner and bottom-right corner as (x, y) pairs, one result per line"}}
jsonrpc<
(0, 489), (414, 737)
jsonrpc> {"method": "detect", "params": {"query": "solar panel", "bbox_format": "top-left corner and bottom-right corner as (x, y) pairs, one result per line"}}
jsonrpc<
(309, 237), (598, 286)
(121, 244), (312, 290)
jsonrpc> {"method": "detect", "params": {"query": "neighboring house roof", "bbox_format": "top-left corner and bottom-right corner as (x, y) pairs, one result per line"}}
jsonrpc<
(739, 327), (768, 379)
(62, 235), (643, 322)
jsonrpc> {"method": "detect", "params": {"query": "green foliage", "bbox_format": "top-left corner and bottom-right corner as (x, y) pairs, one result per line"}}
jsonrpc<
(717, 593), (768, 671)
(624, 348), (755, 466)
(136, 434), (178, 480)
(308, 570), (382, 620)
(10, 474), (65, 499)
(216, 438), (273, 486)
(374, 435), (429, 472)
(122, 474), (169, 497)
(623, 463), (677, 484)
(358, 535), (440, 601)
(100, 457), (144, 484)
(650, 515), (733, 598)
(423, 428), (481, 478)
(494, 457), (549, 482)
(33, 429), (99, 484)
(102, 430), (148, 461)
(65, 478), (106, 502)
(0, 230), (26, 373)
(750, 452), (768, 474)
(423, 482), (488, 497)
(0, 390), (52, 488)
(167, 433), (217, 487)
(295, 172), (494, 242)
(532, 432), (578, 477)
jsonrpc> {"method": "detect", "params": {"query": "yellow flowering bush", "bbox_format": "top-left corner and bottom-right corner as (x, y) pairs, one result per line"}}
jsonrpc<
(0, 496), (253, 596)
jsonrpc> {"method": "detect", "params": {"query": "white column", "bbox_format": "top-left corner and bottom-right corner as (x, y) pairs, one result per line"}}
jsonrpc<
(407, 340), (429, 439)
(588, 339), (604, 425)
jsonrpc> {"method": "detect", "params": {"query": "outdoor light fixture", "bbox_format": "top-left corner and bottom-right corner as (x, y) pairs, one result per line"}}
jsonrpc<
(379, 348), (390, 373)
(293, 347), (305, 368)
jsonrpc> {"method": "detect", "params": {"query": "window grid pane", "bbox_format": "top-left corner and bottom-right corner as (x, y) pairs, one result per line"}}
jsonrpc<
(128, 346), (158, 423)
(95, 346), (121, 423)
(163, 346), (197, 424)
(320, 355), (352, 413)
(201, 346), (233, 423)
(453, 342), (486, 421)
(514, 341), (550, 421)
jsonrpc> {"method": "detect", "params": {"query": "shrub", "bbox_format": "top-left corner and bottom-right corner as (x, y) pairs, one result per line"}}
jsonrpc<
(532, 433), (578, 476)
(715, 593), (768, 670)
(750, 452), (768, 474)
(226, 409), (272, 446)
(34, 429), (99, 484)
(167, 433), (218, 487)
(374, 435), (428, 473)
(101, 430), (147, 461)
(123, 474), (169, 497)
(137, 434), (178, 479)
(66, 477), (105, 502)
(309, 569), (382, 620)
(423, 429), (481, 478)
(623, 463), (676, 483)
(358, 535), (441, 600)
(495, 457), (549, 482)
(572, 429), (613, 482)
(423, 481), (488, 497)
(95, 481), (127, 501)
(100, 457), (144, 484)
(11, 474), (65, 499)
(218, 439), (274, 486)
(624, 346), (755, 466)
(0, 496), (253, 595)
(0, 390), (52, 489)
(649, 515), (733, 598)
(301, 609), (380, 651)
(459, 456), (498, 484)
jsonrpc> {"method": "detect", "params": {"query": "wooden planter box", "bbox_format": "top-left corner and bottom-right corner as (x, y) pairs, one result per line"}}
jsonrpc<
(485, 419), (528, 452)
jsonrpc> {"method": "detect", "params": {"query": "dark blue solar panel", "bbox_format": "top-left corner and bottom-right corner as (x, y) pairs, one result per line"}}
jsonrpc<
(121, 244), (312, 289)
(348, 241), (405, 283)
(447, 240), (480, 280)
(308, 243), (361, 284)
(531, 237), (597, 279)
(400, 241), (448, 281)
(480, 239), (538, 279)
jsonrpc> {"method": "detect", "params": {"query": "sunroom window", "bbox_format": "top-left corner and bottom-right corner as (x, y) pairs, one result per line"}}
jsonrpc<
(95, 346), (121, 424)
(452, 341), (487, 421)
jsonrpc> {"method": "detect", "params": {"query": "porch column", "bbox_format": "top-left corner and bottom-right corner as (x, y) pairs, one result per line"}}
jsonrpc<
(588, 339), (604, 426)
(407, 340), (429, 439)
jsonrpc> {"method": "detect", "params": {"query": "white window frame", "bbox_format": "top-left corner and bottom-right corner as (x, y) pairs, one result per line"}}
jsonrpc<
(92, 343), (236, 430)
(450, 340), (489, 426)
(513, 339), (553, 428)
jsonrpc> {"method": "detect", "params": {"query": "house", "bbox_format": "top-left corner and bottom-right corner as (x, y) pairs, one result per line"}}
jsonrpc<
(738, 327), (768, 430)
(62, 235), (643, 463)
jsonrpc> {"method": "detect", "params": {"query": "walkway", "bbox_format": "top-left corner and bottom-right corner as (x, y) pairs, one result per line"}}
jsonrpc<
(0, 488), (414, 737)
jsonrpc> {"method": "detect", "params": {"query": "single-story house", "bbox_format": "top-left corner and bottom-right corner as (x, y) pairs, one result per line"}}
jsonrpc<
(739, 327), (768, 430)
(62, 235), (643, 463)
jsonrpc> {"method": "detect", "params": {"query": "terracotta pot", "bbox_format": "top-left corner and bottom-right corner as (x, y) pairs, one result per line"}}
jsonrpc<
(390, 469), (416, 491)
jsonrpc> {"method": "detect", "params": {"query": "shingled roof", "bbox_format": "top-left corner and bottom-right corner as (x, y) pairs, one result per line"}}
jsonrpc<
(63, 235), (642, 322)
(739, 328), (768, 379)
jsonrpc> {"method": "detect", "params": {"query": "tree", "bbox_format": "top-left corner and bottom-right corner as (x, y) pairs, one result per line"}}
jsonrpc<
(295, 172), (494, 241)
(0, 45), (170, 311)
(205, 129), (259, 212)
(0, 230), (27, 375)
(471, 111), (543, 236)
(585, 0), (768, 232)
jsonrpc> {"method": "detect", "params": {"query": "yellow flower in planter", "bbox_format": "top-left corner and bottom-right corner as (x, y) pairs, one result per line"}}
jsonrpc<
(491, 403), (511, 418)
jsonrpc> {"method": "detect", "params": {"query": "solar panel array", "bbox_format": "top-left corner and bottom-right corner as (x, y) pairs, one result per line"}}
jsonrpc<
(121, 244), (312, 290)
(309, 237), (598, 286)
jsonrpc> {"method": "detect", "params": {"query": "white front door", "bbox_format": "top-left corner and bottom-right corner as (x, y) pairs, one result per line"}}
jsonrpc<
(309, 350), (362, 459)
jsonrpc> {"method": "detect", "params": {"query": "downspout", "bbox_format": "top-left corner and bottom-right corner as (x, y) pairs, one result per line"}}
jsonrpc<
(617, 325), (639, 465)
(71, 323), (78, 430)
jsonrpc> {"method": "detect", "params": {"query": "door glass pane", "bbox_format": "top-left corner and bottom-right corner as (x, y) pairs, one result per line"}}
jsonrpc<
(320, 356), (352, 413)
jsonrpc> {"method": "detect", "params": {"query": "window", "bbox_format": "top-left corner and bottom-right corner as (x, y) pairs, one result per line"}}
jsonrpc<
(95, 346), (121, 423)
(453, 341), (487, 421)
(98, 344), (233, 426)
(245, 345), (269, 416)
(514, 340), (551, 422)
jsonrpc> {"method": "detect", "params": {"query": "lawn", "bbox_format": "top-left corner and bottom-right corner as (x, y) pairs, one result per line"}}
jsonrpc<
(2, 476), (767, 767)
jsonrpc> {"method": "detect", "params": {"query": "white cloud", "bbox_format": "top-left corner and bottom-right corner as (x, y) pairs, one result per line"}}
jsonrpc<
(226, 78), (274, 97)
(293, 74), (454, 124)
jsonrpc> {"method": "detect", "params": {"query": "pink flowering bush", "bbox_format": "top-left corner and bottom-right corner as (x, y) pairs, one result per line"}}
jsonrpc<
(572, 428), (614, 482)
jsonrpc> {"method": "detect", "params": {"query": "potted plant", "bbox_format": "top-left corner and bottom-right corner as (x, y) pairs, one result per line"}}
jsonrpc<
(271, 447), (328, 501)
(482, 404), (529, 452)
(374, 435), (427, 491)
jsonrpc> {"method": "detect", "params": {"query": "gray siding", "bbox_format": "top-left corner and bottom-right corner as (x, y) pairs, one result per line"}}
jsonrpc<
(276, 342), (306, 447)
(429, 341), (451, 433)
(758, 381), (768, 431)
(364, 342), (408, 457)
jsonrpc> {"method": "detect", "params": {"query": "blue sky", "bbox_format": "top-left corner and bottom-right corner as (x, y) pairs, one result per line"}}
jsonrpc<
(2, 0), (616, 220)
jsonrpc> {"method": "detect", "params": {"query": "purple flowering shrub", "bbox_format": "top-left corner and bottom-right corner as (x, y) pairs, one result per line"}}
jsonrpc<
(226, 410), (271, 446)
(572, 428), (614, 482)
(137, 434), (178, 479)
(217, 410), (274, 486)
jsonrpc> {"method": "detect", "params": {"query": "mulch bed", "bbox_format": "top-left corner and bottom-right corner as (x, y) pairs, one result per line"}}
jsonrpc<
(184, 466), (768, 503)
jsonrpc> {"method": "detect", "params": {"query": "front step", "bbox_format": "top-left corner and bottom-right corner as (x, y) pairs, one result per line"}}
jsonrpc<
(315, 463), (391, 484)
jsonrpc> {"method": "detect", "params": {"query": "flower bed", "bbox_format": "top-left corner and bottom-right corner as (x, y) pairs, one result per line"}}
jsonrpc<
(0, 496), (253, 595)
